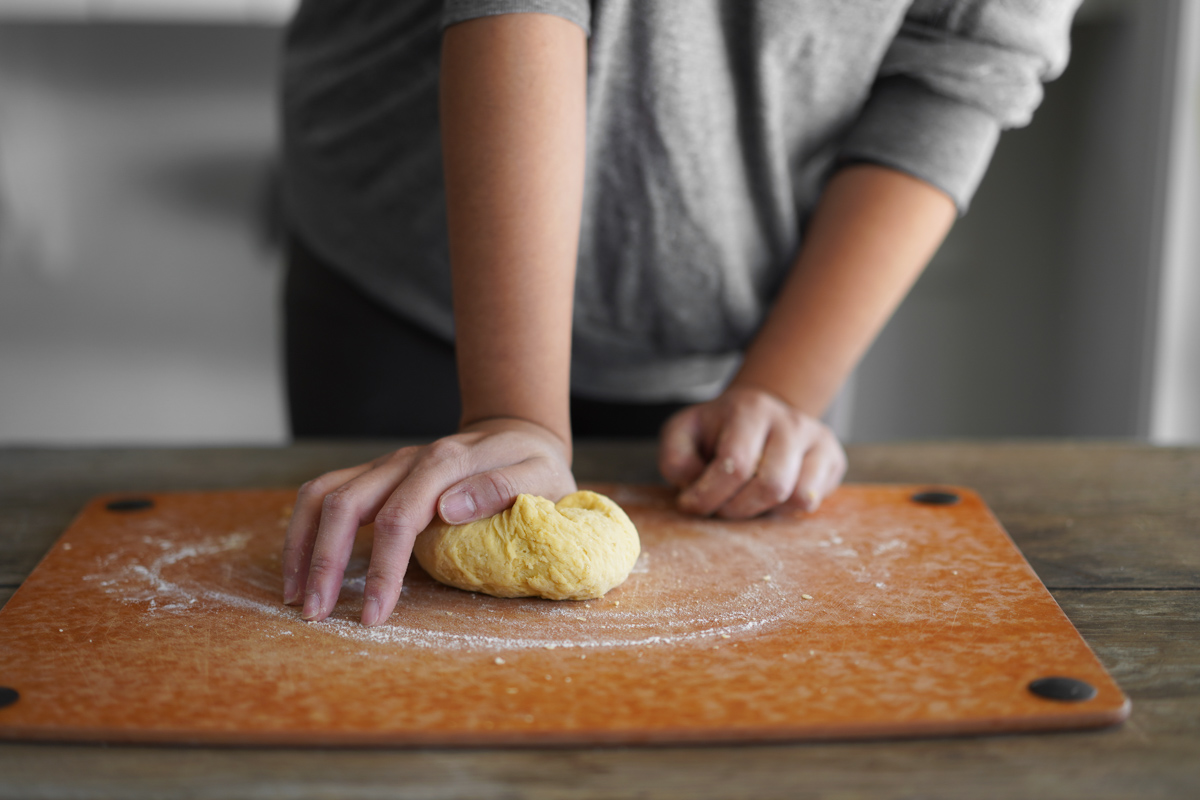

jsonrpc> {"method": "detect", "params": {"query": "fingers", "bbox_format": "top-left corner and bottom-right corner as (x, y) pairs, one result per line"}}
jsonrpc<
(716, 424), (805, 519)
(663, 387), (849, 519)
(361, 432), (576, 627)
(786, 429), (848, 513)
(356, 437), (487, 627)
(677, 405), (770, 516)
(658, 408), (707, 488)
(281, 461), (375, 606)
(299, 449), (423, 623)
(280, 430), (566, 626)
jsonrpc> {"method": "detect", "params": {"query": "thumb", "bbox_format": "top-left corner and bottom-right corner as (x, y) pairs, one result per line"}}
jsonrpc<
(437, 458), (577, 525)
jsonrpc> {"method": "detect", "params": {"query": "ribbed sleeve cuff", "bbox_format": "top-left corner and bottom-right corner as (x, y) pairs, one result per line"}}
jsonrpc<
(442, 0), (591, 35)
(838, 76), (1002, 213)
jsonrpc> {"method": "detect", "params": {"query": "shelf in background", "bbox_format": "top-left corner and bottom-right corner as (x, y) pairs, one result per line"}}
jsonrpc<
(0, 0), (296, 23)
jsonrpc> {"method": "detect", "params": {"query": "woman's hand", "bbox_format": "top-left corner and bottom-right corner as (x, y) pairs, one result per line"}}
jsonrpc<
(658, 385), (846, 518)
(281, 14), (586, 628)
(281, 418), (575, 626)
(656, 166), (952, 519)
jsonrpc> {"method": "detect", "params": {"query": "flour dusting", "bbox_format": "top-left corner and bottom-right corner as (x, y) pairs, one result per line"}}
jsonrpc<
(89, 512), (808, 654)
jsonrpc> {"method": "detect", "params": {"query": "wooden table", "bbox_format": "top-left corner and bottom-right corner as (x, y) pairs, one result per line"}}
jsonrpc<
(0, 441), (1196, 799)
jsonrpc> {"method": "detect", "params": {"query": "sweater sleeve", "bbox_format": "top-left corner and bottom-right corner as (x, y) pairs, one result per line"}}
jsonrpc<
(838, 0), (1080, 212)
(442, 0), (591, 35)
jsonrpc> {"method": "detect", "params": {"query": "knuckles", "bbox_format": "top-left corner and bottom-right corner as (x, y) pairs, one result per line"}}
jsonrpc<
(382, 445), (420, 465)
(795, 414), (820, 439)
(754, 472), (793, 505)
(296, 476), (335, 505)
(280, 541), (307, 560)
(422, 437), (469, 467)
(306, 551), (345, 578)
(364, 566), (401, 590)
(372, 506), (422, 540)
(320, 488), (358, 518)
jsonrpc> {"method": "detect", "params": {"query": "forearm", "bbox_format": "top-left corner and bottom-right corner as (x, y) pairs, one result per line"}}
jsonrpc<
(440, 14), (587, 448)
(733, 164), (956, 416)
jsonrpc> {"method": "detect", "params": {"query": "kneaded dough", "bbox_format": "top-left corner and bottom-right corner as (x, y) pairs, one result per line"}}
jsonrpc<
(414, 491), (640, 601)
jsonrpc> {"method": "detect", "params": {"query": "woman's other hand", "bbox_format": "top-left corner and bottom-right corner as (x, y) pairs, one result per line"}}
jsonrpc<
(658, 386), (846, 518)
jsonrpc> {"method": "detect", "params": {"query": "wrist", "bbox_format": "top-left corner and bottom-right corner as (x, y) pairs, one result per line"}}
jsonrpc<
(457, 364), (573, 453)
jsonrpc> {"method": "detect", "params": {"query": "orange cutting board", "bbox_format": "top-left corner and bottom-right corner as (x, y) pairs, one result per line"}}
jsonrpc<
(0, 484), (1127, 746)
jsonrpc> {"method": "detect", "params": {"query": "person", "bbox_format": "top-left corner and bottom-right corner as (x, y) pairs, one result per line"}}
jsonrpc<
(278, 0), (1079, 626)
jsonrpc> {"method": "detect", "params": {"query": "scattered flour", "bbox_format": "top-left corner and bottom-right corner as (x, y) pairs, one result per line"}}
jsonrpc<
(83, 487), (930, 656)
(90, 521), (805, 654)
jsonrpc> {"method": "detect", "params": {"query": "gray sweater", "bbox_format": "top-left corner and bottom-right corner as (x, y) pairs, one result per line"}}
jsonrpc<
(282, 0), (1078, 402)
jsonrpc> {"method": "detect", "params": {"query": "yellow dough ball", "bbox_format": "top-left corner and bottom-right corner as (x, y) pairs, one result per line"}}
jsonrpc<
(414, 490), (640, 601)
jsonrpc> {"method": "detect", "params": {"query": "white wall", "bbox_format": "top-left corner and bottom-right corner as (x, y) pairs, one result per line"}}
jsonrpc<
(0, 23), (286, 444)
(1149, 0), (1200, 444)
(850, 0), (1200, 443)
(0, 0), (295, 23)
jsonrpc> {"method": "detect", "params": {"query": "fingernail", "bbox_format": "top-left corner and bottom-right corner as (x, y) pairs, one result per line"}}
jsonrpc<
(362, 596), (381, 627)
(301, 590), (321, 621)
(804, 489), (821, 512)
(440, 490), (476, 524)
(283, 577), (298, 605)
(722, 457), (736, 474)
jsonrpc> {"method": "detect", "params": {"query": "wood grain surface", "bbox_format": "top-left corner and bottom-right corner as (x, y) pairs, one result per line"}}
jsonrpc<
(0, 441), (1195, 799)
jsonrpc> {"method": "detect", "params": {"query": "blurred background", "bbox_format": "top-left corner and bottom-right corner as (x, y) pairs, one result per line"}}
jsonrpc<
(0, 0), (1197, 446)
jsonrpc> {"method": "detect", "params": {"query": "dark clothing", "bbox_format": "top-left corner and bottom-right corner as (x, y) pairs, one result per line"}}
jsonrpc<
(284, 236), (684, 438)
